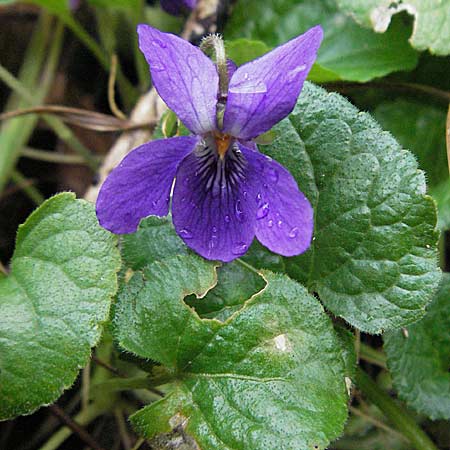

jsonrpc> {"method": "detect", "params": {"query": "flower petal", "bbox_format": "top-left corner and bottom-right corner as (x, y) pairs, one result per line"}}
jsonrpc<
(96, 136), (198, 234)
(223, 26), (323, 140)
(240, 144), (313, 256)
(172, 141), (257, 262)
(137, 25), (218, 134)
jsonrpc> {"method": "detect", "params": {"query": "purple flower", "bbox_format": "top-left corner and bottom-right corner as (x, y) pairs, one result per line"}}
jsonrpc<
(96, 25), (323, 262)
(69, 0), (81, 10)
(160, 0), (195, 16)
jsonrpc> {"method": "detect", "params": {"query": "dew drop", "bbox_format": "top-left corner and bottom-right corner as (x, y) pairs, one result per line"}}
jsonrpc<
(229, 75), (267, 94)
(256, 193), (262, 205)
(288, 227), (299, 238)
(266, 167), (279, 183)
(286, 64), (306, 82)
(224, 215), (231, 223)
(256, 202), (270, 220)
(235, 200), (245, 222)
(209, 236), (217, 250)
(152, 39), (167, 48)
(232, 242), (248, 255)
(268, 219), (274, 228)
(150, 62), (165, 72)
(151, 200), (158, 208)
(277, 220), (283, 228)
(212, 226), (218, 233)
(179, 228), (193, 239)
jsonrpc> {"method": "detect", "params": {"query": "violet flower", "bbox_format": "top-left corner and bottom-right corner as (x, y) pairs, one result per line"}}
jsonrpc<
(160, 0), (195, 15)
(96, 25), (323, 262)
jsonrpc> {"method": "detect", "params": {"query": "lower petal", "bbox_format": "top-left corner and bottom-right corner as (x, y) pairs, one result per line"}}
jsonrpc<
(96, 136), (198, 234)
(172, 142), (257, 262)
(241, 145), (313, 256)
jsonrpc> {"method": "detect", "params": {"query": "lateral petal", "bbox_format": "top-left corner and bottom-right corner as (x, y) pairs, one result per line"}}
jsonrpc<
(96, 136), (198, 234)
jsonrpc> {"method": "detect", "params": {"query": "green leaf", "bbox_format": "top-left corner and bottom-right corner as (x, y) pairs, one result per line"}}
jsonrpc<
(0, 193), (120, 420)
(185, 261), (266, 321)
(115, 255), (349, 449)
(259, 82), (441, 333)
(225, 0), (418, 82)
(373, 99), (450, 230)
(225, 39), (270, 66)
(384, 274), (450, 420)
(25, 0), (71, 20)
(336, 0), (450, 55)
(121, 215), (189, 270)
(87, 0), (140, 9)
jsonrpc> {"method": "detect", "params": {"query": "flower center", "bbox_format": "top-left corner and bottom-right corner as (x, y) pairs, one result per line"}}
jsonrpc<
(214, 131), (232, 159)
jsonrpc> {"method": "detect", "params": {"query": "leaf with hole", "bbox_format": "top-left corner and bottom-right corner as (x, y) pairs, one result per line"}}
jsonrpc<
(114, 254), (349, 450)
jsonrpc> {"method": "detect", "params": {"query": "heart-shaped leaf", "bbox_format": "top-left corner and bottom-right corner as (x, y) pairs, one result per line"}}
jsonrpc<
(0, 193), (120, 420)
(114, 254), (349, 450)
(245, 82), (440, 333)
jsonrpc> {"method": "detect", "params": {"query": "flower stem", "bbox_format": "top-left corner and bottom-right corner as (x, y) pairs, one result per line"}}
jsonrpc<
(359, 343), (387, 369)
(355, 368), (438, 450)
(10, 170), (45, 206)
(236, 258), (262, 275)
(200, 34), (229, 97)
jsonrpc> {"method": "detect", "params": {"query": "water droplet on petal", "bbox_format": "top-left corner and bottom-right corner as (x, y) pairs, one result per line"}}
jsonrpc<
(152, 39), (167, 48)
(179, 228), (193, 239)
(266, 167), (279, 184)
(268, 220), (274, 228)
(229, 75), (267, 94)
(224, 215), (231, 223)
(235, 200), (245, 222)
(150, 62), (165, 72)
(232, 242), (248, 255)
(277, 220), (283, 228)
(212, 226), (217, 233)
(256, 193), (262, 205)
(256, 202), (269, 220)
(286, 64), (306, 82)
(151, 200), (158, 208)
(288, 227), (299, 238)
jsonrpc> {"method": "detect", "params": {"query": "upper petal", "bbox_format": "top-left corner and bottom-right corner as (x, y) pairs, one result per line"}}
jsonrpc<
(138, 25), (219, 134)
(223, 26), (323, 140)
(240, 144), (313, 256)
(96, 136), (198, 234)
(172, 141), (257, 262)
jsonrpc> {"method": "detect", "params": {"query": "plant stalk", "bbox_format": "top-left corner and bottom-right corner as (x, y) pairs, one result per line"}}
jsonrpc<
(355, 368), (438, 450)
